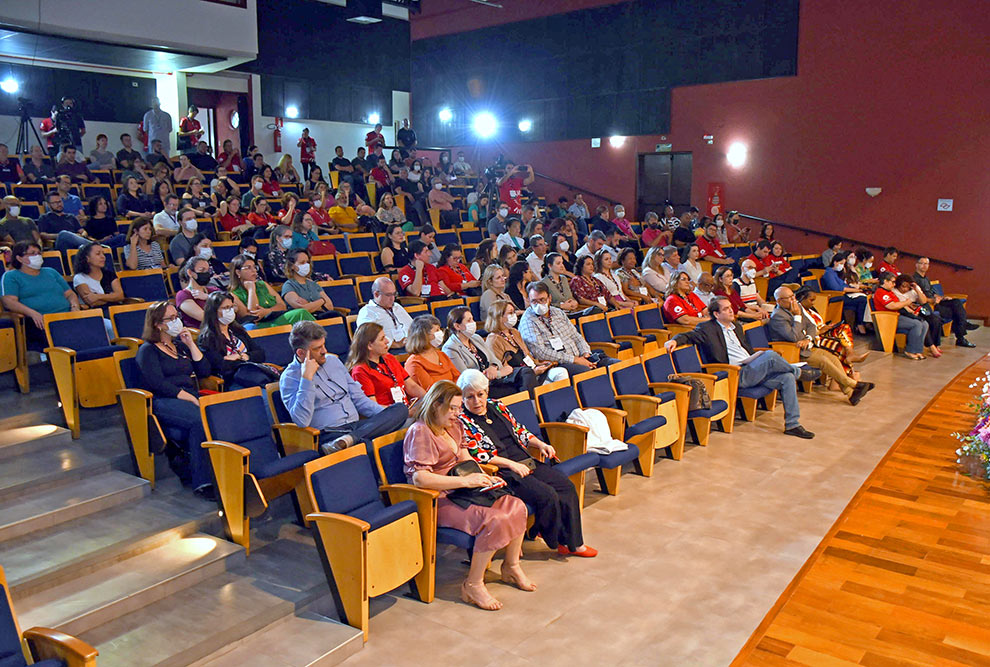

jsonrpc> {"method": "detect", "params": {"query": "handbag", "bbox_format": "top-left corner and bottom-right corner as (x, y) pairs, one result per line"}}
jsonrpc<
(445, 460), (509, 509)
(667, 374), (712, 412)
(231, 361), (280, 388)
(308, 240), (337, 256)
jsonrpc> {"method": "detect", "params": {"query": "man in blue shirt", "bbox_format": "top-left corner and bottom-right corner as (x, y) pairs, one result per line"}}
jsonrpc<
(279, 321), (407, 454)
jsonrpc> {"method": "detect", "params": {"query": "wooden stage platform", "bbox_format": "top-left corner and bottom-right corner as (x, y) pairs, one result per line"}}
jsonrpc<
(734, 354), (990, 666)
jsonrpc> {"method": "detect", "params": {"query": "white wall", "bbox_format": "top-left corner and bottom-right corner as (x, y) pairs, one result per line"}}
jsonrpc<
(256, 117), (395, 166)
(0, 114), (140, 157)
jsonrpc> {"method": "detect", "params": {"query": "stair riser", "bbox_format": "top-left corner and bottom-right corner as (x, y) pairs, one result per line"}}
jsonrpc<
(56, 548), (247, 637)
(0, 482), (150, 544)
(0, 430), (74, 461)
(0, 459), (113, 505)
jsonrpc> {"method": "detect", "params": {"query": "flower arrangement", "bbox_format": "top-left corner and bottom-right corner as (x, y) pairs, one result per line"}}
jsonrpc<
(953, 369), (990, 480)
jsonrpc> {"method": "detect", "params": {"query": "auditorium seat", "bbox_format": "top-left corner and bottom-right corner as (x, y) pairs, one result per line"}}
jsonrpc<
(429, 298), (464, 326)
(641, 347), (730, 447)
(743, 321), (810, 393)
(0, 304), (29, 393)
(606, 309), (664, 355)
(118, 270), (170, 302)
(355, 275), (378, 304)
(336, 252), (374, 278)
(201, 387), (320, 553)
(577, 313), (632, 360)
(319, 317), (351, 358)
(608, 357), (689, 461)
(633, 303), (669, 341)
(247, 324), (294, 369)
(310, 255), (341, 280)
(108, 301), (154, 343)
(114, 348), (169, 487)
(670, 344), (737, 433)
(318, 279), (360, 315)
(346, 233), (379, 254)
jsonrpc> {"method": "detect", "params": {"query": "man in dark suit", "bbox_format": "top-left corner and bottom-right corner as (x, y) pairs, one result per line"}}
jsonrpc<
(664, 295), (815, 439)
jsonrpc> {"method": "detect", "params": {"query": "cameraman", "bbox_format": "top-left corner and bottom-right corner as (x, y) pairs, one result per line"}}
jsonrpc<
(497, 161), (534, 216)
(53, 96), (86, 154)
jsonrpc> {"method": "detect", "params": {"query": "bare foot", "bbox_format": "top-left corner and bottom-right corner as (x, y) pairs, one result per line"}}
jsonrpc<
(500, 563), (537, 592)
(460, 581), (502, 611)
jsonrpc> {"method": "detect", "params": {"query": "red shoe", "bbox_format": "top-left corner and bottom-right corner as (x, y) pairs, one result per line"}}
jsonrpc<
(557, 545), (598, 558)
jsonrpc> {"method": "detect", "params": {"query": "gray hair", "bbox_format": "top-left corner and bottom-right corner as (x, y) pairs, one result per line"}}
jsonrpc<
(457, 369), (489, 393)
(589, 230), (607, 242)
(662, 245), (678, 259)
(645, 211), (659, 221)
(529, 234), (544, 247)
(372, 276), (394, 295)
(288, 321), (326, 352)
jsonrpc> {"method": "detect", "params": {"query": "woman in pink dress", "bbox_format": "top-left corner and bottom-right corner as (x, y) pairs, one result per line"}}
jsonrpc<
(403, 380), (533, 611)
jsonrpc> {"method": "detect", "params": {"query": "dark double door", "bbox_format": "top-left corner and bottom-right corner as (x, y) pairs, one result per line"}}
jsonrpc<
(636, 152), (692, 220)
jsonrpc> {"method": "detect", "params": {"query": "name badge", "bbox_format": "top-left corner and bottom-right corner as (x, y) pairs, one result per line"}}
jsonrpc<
(420, 284), (432, 296)
(638, 287), (648, 295)
(523, 355), (536, 368)
(597, 296), (607, 306)
(390, 386), (405, 404)
(549, 337), (564, 351)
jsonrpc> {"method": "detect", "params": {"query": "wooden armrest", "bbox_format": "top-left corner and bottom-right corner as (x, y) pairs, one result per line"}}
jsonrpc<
(589, 341), (620, 354)
(305, 511), (370, 533)
(199, 375), (224, 391)
(640, 328), (671, 343)
(398, 296), (426, 306)
(480, 463), (499, 474)
(526, 444), (545, 461)
(539, 421), (589, 461)
(23, 627), (98, 667)
(272, 422), (320, 455)
(44, 346), (76, 360)
(702, 363), (740, 382)
(331, 307), (351, 316)
(202, 440), (251, 457)
(112, 336), (143, 352)
(594, 406), (627, 438)
(380, 483), (440, 501)
(647, 381), (692, 395)
(120, 297), (145, 304)
(767, 342), (800, 363)
(615, 394), (663, 422)
(942, 293), (967, 300)
(613, 335), (646, 343)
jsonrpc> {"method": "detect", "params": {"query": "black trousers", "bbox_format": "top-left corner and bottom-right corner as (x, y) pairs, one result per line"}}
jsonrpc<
(502, 462), (583, 551)
(936, 298), (968, 339)
(489, 366), (537, 399)
(917, 310), (942, 347)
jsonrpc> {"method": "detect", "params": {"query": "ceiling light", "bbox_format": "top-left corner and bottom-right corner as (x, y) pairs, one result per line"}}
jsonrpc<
(726, 142), (748, 168)
(438, 107), (453, 122)
(0, 78), (18, 94)
(518, 119), (532, 132)
(472, 112), (497, 139)
(285, 105), (299, 119)
(367, 112), (380, 125)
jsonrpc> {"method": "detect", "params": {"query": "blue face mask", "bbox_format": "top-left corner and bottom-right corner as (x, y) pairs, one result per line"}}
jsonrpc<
(280, 238), (292, 249)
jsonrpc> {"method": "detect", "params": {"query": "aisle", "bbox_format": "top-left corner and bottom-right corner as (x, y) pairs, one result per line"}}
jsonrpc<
(338, 332), (989, 667)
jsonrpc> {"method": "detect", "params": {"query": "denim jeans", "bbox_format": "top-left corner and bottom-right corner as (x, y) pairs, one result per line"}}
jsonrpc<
(896, 315), (928, 354)
(738, 350), (801, 429)
(318, 403), (408, 450)
(843, 294), (868, 325)
(55, 230), (90, 253)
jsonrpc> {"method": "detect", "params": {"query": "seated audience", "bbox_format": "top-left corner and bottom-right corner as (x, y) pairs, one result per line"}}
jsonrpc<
(913, 256), (977, 348)
(229, 254), (315, 329)
(88, 134), (116, 170)
(823, 251), (869, 334)
(380, 224), (411, 271)
(172, 154), (204, 184)
(822, 236), (843, 268)
(38, 191), (88, 251)
(594, 248), (634, 309)
(347, 322), (425, 407)
(442, 306), (536, 397)
(696, 220), (733, 265)
(540, 253), (582, 314)
(873, 271), (929, 360)
(376, 193), (409, 231)
(275, 154), (300, 183)
(404, 315), (460, 387)
(169, 207), (205, 265)
(725, 211), (751, 243)
(570, 255), (613, 312)
(124, 218), (166, 270)
(336, 180), (376, 218)
(663, 270), (709, 326)
(175, 256), (219, 327)
(496, 217), (526, 253)
(279, 320), (408, 454)
(853, 248), (875, 283)
(356, 277), (413, 350)
(242, 176), (266, 209)
(328, 191), (360, 233)
(877, 247), (901, 275)
(116, 133), (142, 170)
(182, 178), (213, 216)
(665, 296), (814, 438)
(1, 241), (80, 342)
(485, 300), (568, 385)
(153, 194), (181, 238)
(246, 196), (279, 235)
(498, 245), (519, 270)
(257, 165), (281, 197)
(735, 258), (773, 312)
(505, 260), (535, 311)
(792, 286), (868, 386)
(677, 243), (704, 283)
(1, 196), (41, 245)
(437, 244), (481, 295)
(526, 235), (548, 279)
(216, 140), (243, 174)
(281, 248), (336, 316)
(467, 194), (489, 226)
(55, 145), (92, 182)
(575, 230), (606, 260)
(610, 204), (638, 245)
(196, 291), (268, 390)
(216, 196), (255, 238)
(23, 145), (55, 184)
(84, 195), (124, 247)
(470, 239), (497, 280)
(746, 240), (784, 278)
(428, 178), (458, 228)
(713, 266), (767, 321)
(758, 223), (776, 242)
(641, 211), (672, 248)
(72, 242), (123, 311)
(116, 176), (155, 221)
(265, 225), (294, 283)
(641, 246), (674, 296)
(479, 264), (510, 315)
(672, 214), (697, 247)
(892, 273), (943, 357)
(145, 140), (171, 169)
(398, 240), (453, 299)
(290, 209), (320, 251)
(692, 272), (716, 307)
(416, 225), (442, 264)
(403, 380), (532, 611)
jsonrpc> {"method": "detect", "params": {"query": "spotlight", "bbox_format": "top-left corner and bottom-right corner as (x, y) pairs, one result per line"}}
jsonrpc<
(726, 142), (748, 168)
(285, 105), (299, 119)
(0, 78), (18, 94)
(518, 119), (532, 132)
(472, 112), (497, 139)
(438, 107), (453, 122)
(608, 135), (625, 148)
(367, 112), (380, 125)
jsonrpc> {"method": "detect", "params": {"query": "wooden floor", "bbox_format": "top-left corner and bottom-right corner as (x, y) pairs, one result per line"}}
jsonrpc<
(734, 354), (990, 667)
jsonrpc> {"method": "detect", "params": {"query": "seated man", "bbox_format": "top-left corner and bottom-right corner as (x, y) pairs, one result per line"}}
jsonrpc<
(279, 320), (408, 455)
(54, 175), (85, 219)
(746, 240), (784, 278)
(672, 214), (697, 248)
(153, 193), (182, 238)
(356, 277), (413, 350)
(664, 295), (815, 439)
(912, 256), (977, 348)
(821, 236), (843, 269)
(116, 133), (142, 170)
(526, 234), (548, 278)
(145, 139), (170, 168)
(768, 285), (874, 405)
(189, 141), (218, 171)
(55, 145), (93, 183)
(575, 230), (606, 259)
(398, 240), (452, 299)
(695, 220), (733, 265)
(0, 143), (25, 184)
(38, 191), (89, 252)
(693, 272), (716, 307)
(519, 281), (616, 377)
(877, 247), (900, 275)
(0, 196), (41, 245)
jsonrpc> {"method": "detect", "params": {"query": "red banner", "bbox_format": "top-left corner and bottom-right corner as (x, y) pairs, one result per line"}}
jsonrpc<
(707, 182), (725, 217)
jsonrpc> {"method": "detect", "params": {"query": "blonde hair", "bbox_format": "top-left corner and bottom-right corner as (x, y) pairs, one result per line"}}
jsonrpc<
(484, 300), (514, 333)
(276, 153), (294, 175)
(481, 264), (504, 292)
(412, 380), (462, 434)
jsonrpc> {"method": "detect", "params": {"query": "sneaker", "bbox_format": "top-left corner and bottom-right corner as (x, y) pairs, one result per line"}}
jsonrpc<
(320, 434), (355, 456)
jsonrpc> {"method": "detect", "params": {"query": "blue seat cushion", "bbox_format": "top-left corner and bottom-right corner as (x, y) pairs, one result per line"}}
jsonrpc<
(0, 319), (11, 329)
(0, 654), (61, 667)
(616, 340), (632, 351)
(437, 526), (475, 550)
(654, 391), (677, 403)
(641, 333), (657, 343)
(737, 385), (773, 400)
(75, 344), (127, 362)
(362, 499), (416, 532)
(625, 415), (667, 439)
(252, 450), (319, 480)
(597, 443), (640, 469)
(553, 452), (600, 477)
(711, 370), (729, 381)
(687, 399), (729, 419)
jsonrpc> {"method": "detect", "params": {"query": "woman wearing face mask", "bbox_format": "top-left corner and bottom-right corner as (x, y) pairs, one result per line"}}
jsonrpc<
(442, 306), (535, 398)
(610, 204), (639, 245)
(229, 254), (315, 329)
(265, 224), (295, 282)
(485, 301), (567, 385)
(135, 301), (212, 495)
(713, 213), (730, 244)
(549, 232), (575, 275)
(175, 256), (219, 327)
(197, 291), (268, 389)
(641, 211), (672, 248)
(168, 209), (206, 267)
(725, 211), (751, 243)
(408, 160), (423, 183)
(428, 177), (458, 228)
(854, 248), (875, 283)
(184, 235), (228, 285)
(403, 315), (460, 388)
(1, 242), (80, 344)
(713, 266), (768, 321)
(281, 248), (335, 315)
(823, 251), (869, 334)
(347, 322), (426, 407)
(307, 182), (337, 232)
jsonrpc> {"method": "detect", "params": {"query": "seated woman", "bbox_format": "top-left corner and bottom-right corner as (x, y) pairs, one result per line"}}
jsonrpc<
(725, 211), (751, 243)
(0, 241), (81, 345)
(759, 222), (775, 243)
(442, 306), (536, 398)
(135, 301), (212, 494)
(614, 247), (652, 304)
(116, 176), (155, 222)
(495, 217), (526, 253)
(663, 270), (709, 326)
(123, 218), (166, 270)
(504, 260), (534, 312)
(229, 254), (315, 329)
(479, 264), (509, 315)
(275, 154), (300, 183)
(246, 196), (279, 238)
(144, 163), (173, 197)
(873, 271), (929, 360)
(172, 154), (204, 184)
(769, 241), (792, 273)
(290, 209), (320, 251)
(84, 195), (126, 247)
(403, 381), (532, 611)
(548, 233), (575, 275)
(593, 248), (634, 309)
(307, 182), (338, 233)
(470, 239), (496, 280)
(794, 286), (868, 387)
(640, 246), (671, 299)
(380, 224), (411, 272)
(677, 243), (704, 283)
(497, 245), (519, 271)
(216, 196), (256, 239)
(278, 192), (300, 229)
(346, 322), (425, 407)
(540, 252), (582, 315)
(403, 315), (460, 388)
(265, 225), (294, 283)
(182, 234), (229, 287)
(823, 251), (869, 334)
(182, 177), (213, 216)
(175, 256), (219, 328)
(72, 241), (124, 313)
(570, 255), (615, 312)
(197, 291), (269, 390)
(259, 165), (281, 197)
(281, 248), (336, 316)
(713, 266), (767, 321)
(336, 180), (376, 218)
(210, 165), (240, 199)
(303, 165), (327, 199)
(467, 193), (489, 226)
(457, 369), (594, 557)
(328, 191), (361, 233)
(854, 247), (875, 283)
(892, 273), (943, 357)
(641, 211), (672, 248)
(485, 300), (567, 385)
(436, 244), (481, 296)
(376, 193), (410, 231)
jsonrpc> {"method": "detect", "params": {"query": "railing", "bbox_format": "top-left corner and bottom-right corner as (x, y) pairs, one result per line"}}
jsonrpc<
(532, 171), (620, 205)
(738, 213), (973, 272)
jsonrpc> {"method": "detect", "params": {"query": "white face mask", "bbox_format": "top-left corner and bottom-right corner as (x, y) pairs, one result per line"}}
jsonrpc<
(198, 247), (213, 259)
(533, 302), (549, 316)
(296, 262), (311, 277)
(847, 257), (856, 266)
(183, 218), (198, 231)
(253, 182), (263, 191)
(615, 210), (625, 219)
(434, 183), (442, 190)
(431, 330), (444, 347)
(559, 241), (569, 252)
(312, 199), (322, 208)
(413, 165), (421, 171)
(218, 308), (236, 325)
(463, 321), (477, 336)
(165, 318), (183, 337)
(744, 268), (757, 279)
(26, 254), (44, 269)
(866, 261), (873, 269)
(8, 206), (20, 217)
(280, 237), (292, 249)
(499, 208), (509, 217)
(506, 313), (518, 327)
(243, 251), (255, 259)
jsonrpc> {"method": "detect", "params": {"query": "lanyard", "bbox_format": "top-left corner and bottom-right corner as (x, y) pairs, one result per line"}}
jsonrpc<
(368, 358), (398, 385)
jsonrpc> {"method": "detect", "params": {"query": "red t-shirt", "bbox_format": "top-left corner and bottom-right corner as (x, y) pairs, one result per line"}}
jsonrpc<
(298, 136), (317, 163)
(696, 236), (726, 259)
(877, 260), (900, 276)
(399, 263), (443, 297)
(308, 204), (331, 227)
(218, 212), (248, 233)
(39, 118), (55, 149)
(261, 181), (281, 196)
(351, 355), (410, 406)
(873, 288), (898, 312)
(365, 131), (384, 152)
(217, 151), (243, 172)
(370, 166), (390, 187)
(746, 252), (782, 277)
(437, 263), (474, 294)
(770, 255), (792, 272)
(179, 116), (202, 144)
(499, 177), (524, 215)
(663, 292), (707, 323)
(247, 212), (277, 228)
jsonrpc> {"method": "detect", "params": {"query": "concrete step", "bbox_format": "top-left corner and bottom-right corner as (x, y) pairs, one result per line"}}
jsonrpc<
(17, 533), (244, 638)
(189, 602), (363, 667)
(0, 443), (112, 505)
(1, 492), (219, 599)
(83, 536), (337, 667)
(0, 471), (150, 543)
(0, 424), (73, 460)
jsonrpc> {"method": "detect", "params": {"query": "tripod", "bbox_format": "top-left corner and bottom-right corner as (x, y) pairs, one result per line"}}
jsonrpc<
(15, 101), (44, 155)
